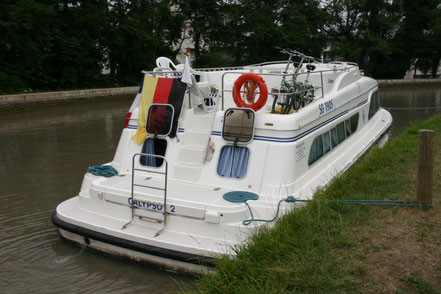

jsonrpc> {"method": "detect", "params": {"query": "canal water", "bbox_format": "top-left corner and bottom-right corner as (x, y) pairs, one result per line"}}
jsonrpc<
(0, 98), (196, 294)
(0, 85), (440, 293)
(381, 85), (441, 137)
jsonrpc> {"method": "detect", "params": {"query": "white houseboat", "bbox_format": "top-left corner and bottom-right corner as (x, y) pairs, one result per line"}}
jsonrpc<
(52, 49), (392, 274)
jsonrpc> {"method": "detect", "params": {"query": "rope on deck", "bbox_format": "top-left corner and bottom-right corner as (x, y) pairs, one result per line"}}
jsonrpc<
(87, 165), (118, 177)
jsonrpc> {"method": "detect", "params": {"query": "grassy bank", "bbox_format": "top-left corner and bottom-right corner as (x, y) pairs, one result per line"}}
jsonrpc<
(196, 114), (441, 293)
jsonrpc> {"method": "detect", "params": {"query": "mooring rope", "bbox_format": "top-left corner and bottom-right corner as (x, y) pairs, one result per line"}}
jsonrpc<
(386, 106), (441, 110)
(242, 196), (434, 226)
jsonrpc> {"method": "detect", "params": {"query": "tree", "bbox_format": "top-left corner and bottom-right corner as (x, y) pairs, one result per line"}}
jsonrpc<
(105, 0), (181, 86)
(48, 0), (109, 90)
(322, 0), (411, 78)
(170, 0), (225, 67)
(0, 0), (54, 93)
(205, 0), (325, 66)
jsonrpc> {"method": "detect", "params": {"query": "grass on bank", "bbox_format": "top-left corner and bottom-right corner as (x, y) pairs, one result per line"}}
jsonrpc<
(196, 114), (441, 294)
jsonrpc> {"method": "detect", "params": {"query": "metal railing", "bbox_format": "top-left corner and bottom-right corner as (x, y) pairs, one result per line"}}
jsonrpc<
(219, 62), (360, 111)
(220, 70), (325, 111)
(122, 153), (169, 237)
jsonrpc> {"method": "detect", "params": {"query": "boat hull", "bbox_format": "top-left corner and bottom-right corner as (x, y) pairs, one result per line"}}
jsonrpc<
(52, 118), (391, 273)
(52, 211), (214, 274)
(52, 59), (393, 273)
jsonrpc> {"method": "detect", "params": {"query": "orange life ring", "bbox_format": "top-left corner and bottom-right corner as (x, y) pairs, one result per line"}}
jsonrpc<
(233, 73), (268, 111)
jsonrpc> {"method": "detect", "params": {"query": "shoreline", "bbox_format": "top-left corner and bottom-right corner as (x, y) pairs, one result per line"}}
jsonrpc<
(1, 79), (440, 108)
(0, 86), (138, 108)
(377, 78), (441, 87)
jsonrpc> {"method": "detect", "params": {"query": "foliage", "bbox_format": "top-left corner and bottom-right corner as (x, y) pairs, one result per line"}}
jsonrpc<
(0, 0), (54, 93)
(0, 0), (440, 94)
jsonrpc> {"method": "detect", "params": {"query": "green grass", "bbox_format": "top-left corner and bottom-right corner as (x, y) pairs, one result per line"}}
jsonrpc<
(400, 275), (439, 294)
(195, 114), (441, 293)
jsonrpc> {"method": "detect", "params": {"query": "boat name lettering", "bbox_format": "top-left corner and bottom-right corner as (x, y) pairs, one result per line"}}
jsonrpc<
(319, 100), (334, 116)
(127, 198), (175, 213)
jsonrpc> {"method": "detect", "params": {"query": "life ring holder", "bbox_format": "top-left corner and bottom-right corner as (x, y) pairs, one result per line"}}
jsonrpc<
(232, 73), (268, 111)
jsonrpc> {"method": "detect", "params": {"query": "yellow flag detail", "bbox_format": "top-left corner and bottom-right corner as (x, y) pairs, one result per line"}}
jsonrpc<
(131, 75), (158, 144)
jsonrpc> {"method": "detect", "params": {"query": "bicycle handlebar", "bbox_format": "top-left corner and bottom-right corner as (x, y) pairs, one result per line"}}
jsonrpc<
(277, 48), (316, 62)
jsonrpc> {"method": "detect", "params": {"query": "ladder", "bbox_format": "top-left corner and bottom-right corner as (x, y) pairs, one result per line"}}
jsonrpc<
(122, 153), (168, 237)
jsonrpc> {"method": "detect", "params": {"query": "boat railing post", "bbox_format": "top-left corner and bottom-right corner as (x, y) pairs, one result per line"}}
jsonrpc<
(122, 154), (137, 229)
(188, 91), (191, 109)
(155, 161), (168, 237)
(221, 72), (227, 111)
(320, 71), (324, 98)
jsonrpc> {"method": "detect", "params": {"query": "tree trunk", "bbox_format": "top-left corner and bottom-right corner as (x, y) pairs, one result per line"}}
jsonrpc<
(431, 54), (441, 78)
(110, 54), (116, 86)
(414, 58), (419, 78)
(194, 32), (201, 57)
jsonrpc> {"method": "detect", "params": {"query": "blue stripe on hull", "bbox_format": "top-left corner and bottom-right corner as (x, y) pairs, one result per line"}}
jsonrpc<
(155, 99), (369, 143)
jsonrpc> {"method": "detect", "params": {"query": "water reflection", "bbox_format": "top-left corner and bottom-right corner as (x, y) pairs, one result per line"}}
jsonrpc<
(380, 85), (441, 137)
(0, 98), (195, 293)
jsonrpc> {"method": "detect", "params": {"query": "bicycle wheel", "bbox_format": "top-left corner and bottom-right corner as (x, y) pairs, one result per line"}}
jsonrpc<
(272, 94), (293, 114)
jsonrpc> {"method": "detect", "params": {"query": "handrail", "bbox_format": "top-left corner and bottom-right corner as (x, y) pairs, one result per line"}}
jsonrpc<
(219, 63), (360, 110)
(221, 70), (325, 110)
(122, 153), (169, 238)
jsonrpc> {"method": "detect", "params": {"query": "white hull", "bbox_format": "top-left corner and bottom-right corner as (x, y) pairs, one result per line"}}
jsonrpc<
(53, 56), (393, 272)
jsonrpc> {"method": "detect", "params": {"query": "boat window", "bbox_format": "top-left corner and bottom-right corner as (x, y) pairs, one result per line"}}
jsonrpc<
(140, 138), (167, 167)
(337, 122), (346, 144)
(222, 108), (255, 144)
(308, 136), (323, 165)
(217, 146), (250, 178)
(368, 91), (380, 119)
(146, 104), (174, 136)
(309, 113), (360, 166)
(350, 113), (359, 133)
(330, 128), (338, 148)
(323, 131), (331, 154)
(345, 120), (352, 137)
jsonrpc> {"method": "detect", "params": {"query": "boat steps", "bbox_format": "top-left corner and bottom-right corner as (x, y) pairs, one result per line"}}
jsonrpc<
(177, 145), (207, 164)
(181, 129), (211, 146)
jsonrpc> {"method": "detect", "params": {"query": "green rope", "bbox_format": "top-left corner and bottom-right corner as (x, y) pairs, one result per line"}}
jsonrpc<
(386, 106), (441, 111)
(330, 199), (434, 207)
(242, 196), (434, 226)
(87, 165), (118, 177)
(242, 196), (298, 226)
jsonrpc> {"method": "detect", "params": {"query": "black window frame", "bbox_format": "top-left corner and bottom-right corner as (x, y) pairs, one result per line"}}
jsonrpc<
(146, 104), (175, 137)
(368, 91), (380, 120)
(140, 137), (167, 167)
(222, 108), (255, 144)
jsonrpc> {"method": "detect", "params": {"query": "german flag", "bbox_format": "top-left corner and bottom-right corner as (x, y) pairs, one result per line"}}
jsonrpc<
(132, 74), (186, 144)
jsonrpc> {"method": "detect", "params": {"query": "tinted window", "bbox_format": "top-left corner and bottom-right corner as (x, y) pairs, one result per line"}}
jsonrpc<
(331, 128), (338, 148)
(345, 120), (351, 137)
(350, 113), (359, 132)
(337, 122), (346, 144)
(368, 91), (380, 119)
(146, 104), (174, 136)
(308, 136), (323, 165)
(140, 138), (167, 167)
(323, 132), (331, 154)
(223, 108), (255, 143)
